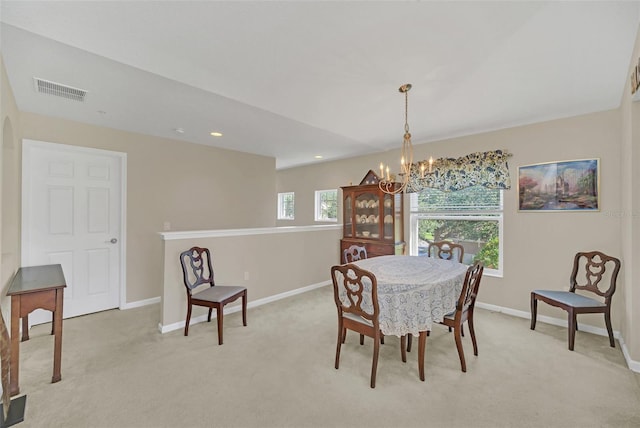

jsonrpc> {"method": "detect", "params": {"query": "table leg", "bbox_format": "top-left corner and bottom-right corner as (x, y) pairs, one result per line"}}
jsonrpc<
(418, 330), (427, 382)
(9, 297), (20, 396)
(21, 316), (29, 342)
(52, 289), (63, 383)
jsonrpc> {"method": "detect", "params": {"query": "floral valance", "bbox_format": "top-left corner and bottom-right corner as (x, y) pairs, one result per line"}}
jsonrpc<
(405, 149), (512, 193)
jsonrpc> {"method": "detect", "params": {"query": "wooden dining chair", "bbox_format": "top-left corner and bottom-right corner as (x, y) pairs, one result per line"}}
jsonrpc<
(331, 263), (407, 388)
(343, 244), (368, 264)
(179, 247), (247, 345)
(429, 240), (465, 263)
(407, 261), (484, 373)
(530, 251), (621, 351)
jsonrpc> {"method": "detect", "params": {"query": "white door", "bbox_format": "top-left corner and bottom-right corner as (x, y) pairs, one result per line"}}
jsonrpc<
(22, 140), (125, 323)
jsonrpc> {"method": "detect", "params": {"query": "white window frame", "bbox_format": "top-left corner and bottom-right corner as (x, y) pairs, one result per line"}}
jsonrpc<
(277, 192), (295, 220)
(409, 190), (504, 277)
(314, 189), (338, 222)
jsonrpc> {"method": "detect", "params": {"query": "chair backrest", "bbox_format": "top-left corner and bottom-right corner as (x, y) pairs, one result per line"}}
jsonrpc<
(343, 245), (368, 264)
(570, 251), (621, 302)
(179, 247), (215, 294)
(455, 262), (484, 314)
(429, 241), (465, 263)
(331, 264), (379, 327)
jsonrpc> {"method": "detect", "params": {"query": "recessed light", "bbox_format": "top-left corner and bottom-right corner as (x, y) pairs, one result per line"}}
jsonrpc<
(314, 155), (323, 159)
(210, 132), (223, 137)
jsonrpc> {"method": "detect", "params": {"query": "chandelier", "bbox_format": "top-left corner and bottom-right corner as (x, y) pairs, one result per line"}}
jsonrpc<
(378, 83), (427, 195)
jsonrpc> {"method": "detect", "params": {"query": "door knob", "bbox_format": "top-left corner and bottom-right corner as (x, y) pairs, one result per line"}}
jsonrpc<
(110, 238), (118, 244)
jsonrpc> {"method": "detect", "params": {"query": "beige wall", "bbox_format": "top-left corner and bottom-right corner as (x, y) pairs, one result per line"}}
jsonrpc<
(10, 112), (277, 303)
(277, 110), (625, 341)
(0, 57), (21, 319)
(2, 28), (639, 364)
(160, 226), (341, 329)
(620, 25), (640, 361)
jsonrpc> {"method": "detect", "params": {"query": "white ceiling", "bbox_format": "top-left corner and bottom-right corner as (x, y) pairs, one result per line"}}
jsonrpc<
(1, 1), (639, 169)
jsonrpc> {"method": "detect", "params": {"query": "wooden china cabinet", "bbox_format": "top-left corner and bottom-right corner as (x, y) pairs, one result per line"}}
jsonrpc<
(340, 170), (405, 263)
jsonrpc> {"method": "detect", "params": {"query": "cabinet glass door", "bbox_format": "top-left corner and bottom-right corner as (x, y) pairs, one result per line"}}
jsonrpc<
(383, 194), (394, 240)
(355, 192), (380, 239)
(344, 195), (352, 237)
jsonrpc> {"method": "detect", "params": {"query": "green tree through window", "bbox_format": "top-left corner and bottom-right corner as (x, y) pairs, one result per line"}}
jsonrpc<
(411, 186), (503, 272)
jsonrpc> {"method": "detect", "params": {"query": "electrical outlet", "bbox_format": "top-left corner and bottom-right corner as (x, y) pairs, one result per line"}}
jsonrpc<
(244, 271), (250, 281)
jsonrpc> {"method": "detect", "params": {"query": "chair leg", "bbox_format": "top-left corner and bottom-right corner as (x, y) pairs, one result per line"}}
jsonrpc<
(242, 291), (248, 327)
(216, 306), (224, 345)
(530, 294), (538, 330)
(407, 333), (412, 352)
(335, 321), (343, 370)
(454, 325), (467, 372)
(605, 310), (615, 348)
(400, 335), (407, 363)
(207, 308), (213, 322)
(184, 305), (192, 336)
(371, 334), (380, 388)
(360, 334), (365, 345)
(381, 335), (385, 345)
(568, 310), (576, 351)
(468, 316), (478, 356)
(342, 328), (347, 343)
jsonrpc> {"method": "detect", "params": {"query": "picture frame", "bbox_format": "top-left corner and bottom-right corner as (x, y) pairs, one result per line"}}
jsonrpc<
(518, 158), (600, 212)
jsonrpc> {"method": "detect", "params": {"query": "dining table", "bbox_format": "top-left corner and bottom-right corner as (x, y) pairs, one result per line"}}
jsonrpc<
(352, 254), (468, 380)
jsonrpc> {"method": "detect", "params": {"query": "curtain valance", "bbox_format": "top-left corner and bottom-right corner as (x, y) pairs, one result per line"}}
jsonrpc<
(405, 149), (511, 193)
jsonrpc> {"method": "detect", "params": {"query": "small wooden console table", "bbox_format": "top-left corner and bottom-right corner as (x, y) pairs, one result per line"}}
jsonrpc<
(6, 264), (66, 396)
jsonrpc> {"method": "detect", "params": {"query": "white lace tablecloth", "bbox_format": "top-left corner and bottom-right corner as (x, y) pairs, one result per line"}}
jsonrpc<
(353, 255), (468, 337)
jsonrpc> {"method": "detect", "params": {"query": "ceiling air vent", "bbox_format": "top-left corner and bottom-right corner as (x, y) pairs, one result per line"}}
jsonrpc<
(33, 77), (87, 102)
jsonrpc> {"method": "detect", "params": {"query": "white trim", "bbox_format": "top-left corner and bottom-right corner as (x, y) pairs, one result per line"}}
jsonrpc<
(122, 296), (160, 310)
(476, 301), (640, 372)
(160, 224), (341, 241)
(619, 336), (640, 372)
(158, 280), (330, 333)
(119, 154), (128, 310)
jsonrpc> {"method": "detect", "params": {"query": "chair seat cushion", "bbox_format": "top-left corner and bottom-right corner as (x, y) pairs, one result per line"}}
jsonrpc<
(533, 290), (605, 308)
(193, 285), (246, 303)
(344, 312), (374, 327)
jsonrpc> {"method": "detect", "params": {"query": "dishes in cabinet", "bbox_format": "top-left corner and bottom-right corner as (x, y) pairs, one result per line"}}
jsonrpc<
(362, 231), (370, 237)
(367, 214), (376, 223)
(359, 214), (368, 223)
(384, 214), (393, 224)
(371, 233), (379, 238)
(384, 199), (392, 208)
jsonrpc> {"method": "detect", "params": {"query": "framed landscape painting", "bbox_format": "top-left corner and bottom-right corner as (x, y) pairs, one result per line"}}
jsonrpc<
(518, 158), (599, 212)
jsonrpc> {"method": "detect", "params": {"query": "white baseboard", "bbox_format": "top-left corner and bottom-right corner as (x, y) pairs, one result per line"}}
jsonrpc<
(157, 280), (331, 334)
(121, 296), (161, 310)
(476, 301), (640, 372)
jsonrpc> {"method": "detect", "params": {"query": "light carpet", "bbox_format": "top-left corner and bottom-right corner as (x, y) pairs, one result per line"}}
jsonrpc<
(12, 286), (640, 427)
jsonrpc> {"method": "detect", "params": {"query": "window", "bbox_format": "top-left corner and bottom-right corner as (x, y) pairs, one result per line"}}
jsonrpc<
(315, 189), (338, 222)
(277, 192), (295, 220)
(410, 186), (503, 276)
